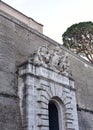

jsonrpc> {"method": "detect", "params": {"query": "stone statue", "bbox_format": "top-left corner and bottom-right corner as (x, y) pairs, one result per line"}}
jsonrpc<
(59, 53), (69, 75)
(29, 45), (50, 66)
(50, 46), (61, 70)
(29, 45), (70, 76)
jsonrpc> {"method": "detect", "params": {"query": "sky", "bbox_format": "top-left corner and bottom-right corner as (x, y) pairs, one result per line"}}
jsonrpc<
(2, 0), (93, 43)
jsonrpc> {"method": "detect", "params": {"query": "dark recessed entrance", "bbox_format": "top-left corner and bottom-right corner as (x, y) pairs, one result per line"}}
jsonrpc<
(48, 101), (59, 130)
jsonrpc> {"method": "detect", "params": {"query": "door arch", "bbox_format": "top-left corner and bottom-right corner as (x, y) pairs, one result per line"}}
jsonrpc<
(48, 97), (65, 130)
(49, 101), (59, 130)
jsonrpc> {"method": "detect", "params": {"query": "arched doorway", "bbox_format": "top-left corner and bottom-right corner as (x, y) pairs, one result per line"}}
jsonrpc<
(48, 101), (59, 130)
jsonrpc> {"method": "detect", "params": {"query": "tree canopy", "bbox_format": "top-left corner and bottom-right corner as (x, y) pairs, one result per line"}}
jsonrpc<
(62, 21), (93, 63)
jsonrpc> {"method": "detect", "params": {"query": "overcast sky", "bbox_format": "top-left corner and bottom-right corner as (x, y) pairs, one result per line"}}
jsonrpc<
(2, 0), (93, 43)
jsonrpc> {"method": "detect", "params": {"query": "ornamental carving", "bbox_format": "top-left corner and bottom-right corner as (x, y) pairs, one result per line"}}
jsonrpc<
(29, 45), (71, 76)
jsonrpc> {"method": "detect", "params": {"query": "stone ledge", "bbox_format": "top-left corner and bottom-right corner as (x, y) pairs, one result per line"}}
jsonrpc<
(0, 92), (18, 99)
(77, 104), (93, 114)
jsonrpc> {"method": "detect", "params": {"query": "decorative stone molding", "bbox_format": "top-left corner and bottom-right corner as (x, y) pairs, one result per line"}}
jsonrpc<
(28, 45), (71, 76)
(18, 61), (79, 130)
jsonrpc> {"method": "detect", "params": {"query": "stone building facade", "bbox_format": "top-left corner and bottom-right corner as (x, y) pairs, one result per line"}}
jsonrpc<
(0, 1), (93, 130)
(18, 45), (79, 130)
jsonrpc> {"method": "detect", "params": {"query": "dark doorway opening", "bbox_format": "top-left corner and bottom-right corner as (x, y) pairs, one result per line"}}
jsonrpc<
(48, 101), (59, 130)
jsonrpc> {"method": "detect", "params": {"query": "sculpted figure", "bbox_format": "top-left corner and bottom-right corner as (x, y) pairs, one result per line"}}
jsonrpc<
(50, 46), (61, 70)
(29, 44), (70, 76)
(34, 45), (50, 66)
(59, 53), (69, 72)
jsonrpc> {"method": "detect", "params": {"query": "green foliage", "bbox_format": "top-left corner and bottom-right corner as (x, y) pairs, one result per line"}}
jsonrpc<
(62, 21), (93, 63)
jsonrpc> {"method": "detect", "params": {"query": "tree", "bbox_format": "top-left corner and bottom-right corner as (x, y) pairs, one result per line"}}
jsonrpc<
(62, 21), (93, 63)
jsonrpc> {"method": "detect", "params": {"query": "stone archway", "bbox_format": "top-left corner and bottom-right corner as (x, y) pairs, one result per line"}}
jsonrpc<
(48, 97), (65, 130)
(18, 45), (79, 130)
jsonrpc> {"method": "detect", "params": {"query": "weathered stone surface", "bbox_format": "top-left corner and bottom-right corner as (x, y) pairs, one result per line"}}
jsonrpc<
(78, 110), (93, 130)
(0, 71), (17, 94)
(0, 96), (22, 130)
(69, 55), (93, 110)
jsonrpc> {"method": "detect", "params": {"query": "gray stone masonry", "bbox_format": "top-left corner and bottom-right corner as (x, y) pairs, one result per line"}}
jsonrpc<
(1, 8), (93, 129)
